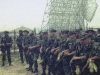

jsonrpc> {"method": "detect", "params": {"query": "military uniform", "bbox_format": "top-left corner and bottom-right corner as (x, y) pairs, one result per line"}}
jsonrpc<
(71, 42), (89, 75)
(80, 35), (96, 75)
(94, 43), (100, 75)
(63, 38), (77, 75)
(88, 31), (100, 75)
(56, 37), (69, 75)
(40, 37), (50, 75)
(16, 30), (24, 63)
(22, 34), (31, 63)
(55, 30), (69, 75)
(48, 36), (60, 75)
(0, 31), (13, 66)
(28, 35), (40, 73)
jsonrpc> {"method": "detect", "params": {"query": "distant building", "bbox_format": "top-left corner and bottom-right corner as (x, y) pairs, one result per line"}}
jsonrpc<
(0, 26), (33, 41)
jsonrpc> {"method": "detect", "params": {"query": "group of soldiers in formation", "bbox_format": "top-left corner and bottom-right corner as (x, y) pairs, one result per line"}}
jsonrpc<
(0, 28), (100, 75)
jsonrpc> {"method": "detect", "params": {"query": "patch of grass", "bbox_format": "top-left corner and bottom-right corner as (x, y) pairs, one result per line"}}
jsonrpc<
(0, 52), (43, 75)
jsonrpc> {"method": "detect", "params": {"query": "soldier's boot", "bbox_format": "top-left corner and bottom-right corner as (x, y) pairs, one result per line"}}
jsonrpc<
(47, 69), (51, 75)
(1, 61), (5, 66)
(21, 60), (24, 64)
(33, 67), (38, 73)
(35, 68), (38, 75)
(34, 68), (38, 74)
(47, 71), (51, 75)
(41, 70), (46, 75)
(31, 68), (33, 73)
(27, 67), (32, 71)
(41, 73), (46, 75)
(9, 62), (12, 66)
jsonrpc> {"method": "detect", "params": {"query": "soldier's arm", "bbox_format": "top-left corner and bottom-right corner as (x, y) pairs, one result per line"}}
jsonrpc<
(72, 56), (87, 60)
(82, 56), (100, 71)
(70, 56), (87, 64)
(40, 46), (43, 54)
(30, 38), (41, 49)
(22, 43), (25, 49)
(29, 44), (40, 50)
(90, 56), (100, 60)
(51, 47), (60, 53)
(22, 43), (24, 47)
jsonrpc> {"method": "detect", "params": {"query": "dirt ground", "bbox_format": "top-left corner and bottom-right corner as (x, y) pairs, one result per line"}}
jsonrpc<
(0, 52), (43, 75)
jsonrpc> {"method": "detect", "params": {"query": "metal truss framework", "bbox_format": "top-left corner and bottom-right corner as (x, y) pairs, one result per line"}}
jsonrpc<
(41, 0), (98, 31)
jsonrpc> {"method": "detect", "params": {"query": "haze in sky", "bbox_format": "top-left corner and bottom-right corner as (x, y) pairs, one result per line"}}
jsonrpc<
(0, 0), (100, 31)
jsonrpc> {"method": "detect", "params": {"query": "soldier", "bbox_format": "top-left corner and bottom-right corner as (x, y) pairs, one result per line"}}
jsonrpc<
(69, 35), (87, 75)
(0, 31), (13, 66)
(26, 33), (40, 75)
(86, 29), (95, 41)
(40, 31), (49, 75)
(60, 31), (77, 75)
(54, 30), (69, 75)
(47, 29), (60, 75)
(16, 30), (24, 63)
(70, 35), (94, 75)
(82, 30), (100, 75)
(22, 30), (31, 64)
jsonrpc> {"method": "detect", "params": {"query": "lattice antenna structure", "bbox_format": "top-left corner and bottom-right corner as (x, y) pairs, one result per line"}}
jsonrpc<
(41, 0), (98, 31)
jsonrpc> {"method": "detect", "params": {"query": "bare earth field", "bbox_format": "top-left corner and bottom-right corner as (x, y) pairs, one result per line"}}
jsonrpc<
(0, 52), (42, 75)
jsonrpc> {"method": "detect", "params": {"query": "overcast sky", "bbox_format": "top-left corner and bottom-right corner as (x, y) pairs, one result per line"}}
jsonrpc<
(0, 0), (100, 31)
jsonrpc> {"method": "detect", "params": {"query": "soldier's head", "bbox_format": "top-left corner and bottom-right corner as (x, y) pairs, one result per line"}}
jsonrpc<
(42, 31), (48, 39)
(86, 30), (94, 36)
(49, 29), (57, 37)
(19, 30), (23, 35)
(69, 32), (76, 39)
(83, 35), (92, 44)
(30, 33), (35, 38)
(78, 35), (84, 44)
(61, 30), (69, 38)
(23, 30), (29, 36)
(4, 31), (9, 36)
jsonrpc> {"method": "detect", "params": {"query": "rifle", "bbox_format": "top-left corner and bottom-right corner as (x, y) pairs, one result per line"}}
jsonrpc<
(41, 37), (58, 59)
(41, 45), (52, 59)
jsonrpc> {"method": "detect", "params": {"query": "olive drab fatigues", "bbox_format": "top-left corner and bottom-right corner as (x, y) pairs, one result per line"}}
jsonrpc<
(95, 34), (100, 75)
(94, 43), (100, 75)
(71, 42), (89, 75)
(28, 37), (39, 72)
(16, 35), (24, 63)
(48, 37), (60, 75)
(40, 38), (50, 75)
(81, 42), (95, 75)
(55, 37), (69, 75)
(59, 38), (69, 52)
(63, 38), (77, 75)
(22, 36), (31, 63)
(88, 35), (100, 75)
(0, 35), (12, 65)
